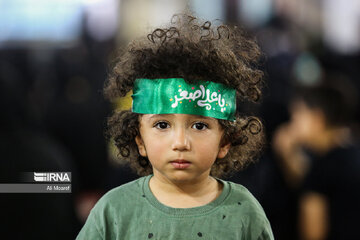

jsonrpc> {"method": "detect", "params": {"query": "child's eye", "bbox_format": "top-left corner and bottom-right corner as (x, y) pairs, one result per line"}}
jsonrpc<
(192, 122), (208, 130)
(154, 121), (170, 129)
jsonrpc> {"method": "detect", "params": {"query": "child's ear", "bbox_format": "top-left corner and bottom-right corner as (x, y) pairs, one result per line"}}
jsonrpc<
(217, 142), (231, 159)
(135, 135), (147, 157)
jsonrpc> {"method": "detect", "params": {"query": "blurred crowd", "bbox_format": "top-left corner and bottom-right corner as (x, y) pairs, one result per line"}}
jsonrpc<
(0, 0), (359, 239)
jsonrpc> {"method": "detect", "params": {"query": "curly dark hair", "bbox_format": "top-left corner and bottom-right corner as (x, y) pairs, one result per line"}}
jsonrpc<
(104, 14), (265, 177)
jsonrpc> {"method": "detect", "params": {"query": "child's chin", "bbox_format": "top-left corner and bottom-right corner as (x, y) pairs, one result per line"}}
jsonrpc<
(166, 172), (204, 183)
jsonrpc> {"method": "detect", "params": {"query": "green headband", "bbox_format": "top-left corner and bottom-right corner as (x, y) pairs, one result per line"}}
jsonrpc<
(131, 78), (236, 121)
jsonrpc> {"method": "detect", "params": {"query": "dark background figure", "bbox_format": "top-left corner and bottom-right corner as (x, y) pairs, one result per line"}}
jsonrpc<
(0, 48), (79, 239)
(0, 11), (114, 240)
(273, 78), (360, 240)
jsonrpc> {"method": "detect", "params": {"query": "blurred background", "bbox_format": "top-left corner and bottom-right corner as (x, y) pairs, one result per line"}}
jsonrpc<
(0, 0), (359, 239)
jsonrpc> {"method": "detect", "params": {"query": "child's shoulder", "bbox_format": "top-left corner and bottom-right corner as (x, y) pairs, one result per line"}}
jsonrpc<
(93, 176), (148, 211)
(222, 179), (267, 217)
(220, 179), (273, 239)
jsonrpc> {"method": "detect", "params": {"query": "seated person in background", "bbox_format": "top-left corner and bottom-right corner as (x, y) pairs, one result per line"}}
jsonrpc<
(273, 78), (360, 240)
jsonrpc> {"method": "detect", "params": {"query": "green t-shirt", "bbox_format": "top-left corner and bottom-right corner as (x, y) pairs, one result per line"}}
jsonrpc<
(76, 175), (274, 240)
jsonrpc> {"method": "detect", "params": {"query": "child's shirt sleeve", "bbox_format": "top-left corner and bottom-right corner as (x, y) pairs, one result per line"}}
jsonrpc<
(76, 208), (103, 240)
(256, 220), (274, 240)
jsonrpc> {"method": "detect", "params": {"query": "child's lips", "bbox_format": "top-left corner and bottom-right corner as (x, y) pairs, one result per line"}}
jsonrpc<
(170, 159), (191, 169)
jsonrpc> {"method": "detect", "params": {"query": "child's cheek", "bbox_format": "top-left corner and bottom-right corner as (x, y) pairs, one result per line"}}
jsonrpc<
(145, 139), (167, 160)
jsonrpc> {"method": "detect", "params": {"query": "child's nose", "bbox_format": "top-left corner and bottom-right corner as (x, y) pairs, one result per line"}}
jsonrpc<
(171, 128), (190, 151)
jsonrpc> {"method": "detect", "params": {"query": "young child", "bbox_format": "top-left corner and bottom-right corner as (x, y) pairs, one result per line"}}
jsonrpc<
(76, 14), (274, 239)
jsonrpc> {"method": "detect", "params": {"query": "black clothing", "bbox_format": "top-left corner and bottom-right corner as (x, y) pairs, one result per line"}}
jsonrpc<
(303, 145), (360, 240)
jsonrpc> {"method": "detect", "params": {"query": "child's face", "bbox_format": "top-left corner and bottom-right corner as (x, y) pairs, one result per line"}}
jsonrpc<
(135, 114), (230, 183)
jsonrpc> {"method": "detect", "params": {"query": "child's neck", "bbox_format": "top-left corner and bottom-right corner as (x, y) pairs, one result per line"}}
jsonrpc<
(149, 173), (223, 208)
